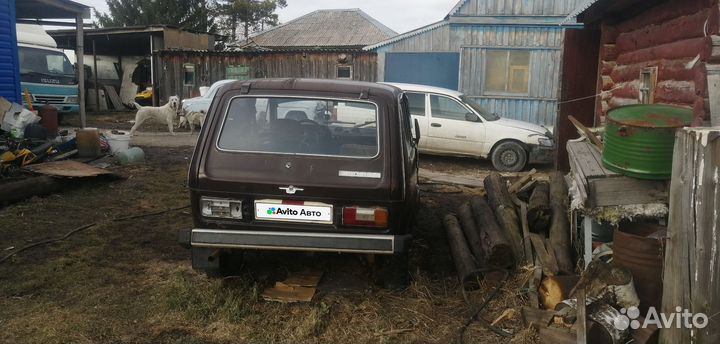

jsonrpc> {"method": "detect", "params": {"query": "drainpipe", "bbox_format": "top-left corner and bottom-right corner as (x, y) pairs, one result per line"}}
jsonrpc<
(76, 14), (85, 128)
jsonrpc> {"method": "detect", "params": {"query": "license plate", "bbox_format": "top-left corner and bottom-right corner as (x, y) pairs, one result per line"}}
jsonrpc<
(255, 199), (333, 224)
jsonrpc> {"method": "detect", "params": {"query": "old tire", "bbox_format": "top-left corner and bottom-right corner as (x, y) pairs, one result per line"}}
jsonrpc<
(491, 141), (527, 172)
(375, 252), (409, 290)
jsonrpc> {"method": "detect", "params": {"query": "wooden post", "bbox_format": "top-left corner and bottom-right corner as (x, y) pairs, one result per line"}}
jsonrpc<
(76, 14), (86, 128)
(661, 128), (720, 344)
(549, 171), (574, 274)
(457, 202), (485, 264)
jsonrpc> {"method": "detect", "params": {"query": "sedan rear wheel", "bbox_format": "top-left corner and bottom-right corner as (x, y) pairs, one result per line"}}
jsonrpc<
(491, 141), (527, 172)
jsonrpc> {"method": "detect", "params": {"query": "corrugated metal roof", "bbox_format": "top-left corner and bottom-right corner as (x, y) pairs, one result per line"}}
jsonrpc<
(561, 0), (601, 24)
(363, 20), (449, 51)
(244, 9), (397, 49)
(447, 0), (467, 17)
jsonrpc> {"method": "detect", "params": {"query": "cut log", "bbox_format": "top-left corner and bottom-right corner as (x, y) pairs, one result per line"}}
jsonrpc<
(469, 196), (515, 268)
(539, 275), (580, 310)
(549, 171), (574, 274)
(529, 233), (559, 276)
(443, 214), (482, 290)
(0, 176), (64, 205)
(484, 172), (525, 265)
(456, 202), (485, 264)
(528, 181), (551, 232)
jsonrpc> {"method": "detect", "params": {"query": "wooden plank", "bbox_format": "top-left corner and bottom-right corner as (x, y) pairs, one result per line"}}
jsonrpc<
(568, 115), (603, 150)
(529, 233), (559, 276)
(24, 160), (112, 177)
(509, 168), (537, 193)
(539, 327), (575, 344)
(521, 307), (555, 329)
(576, 288), (587, 344)
(588, 177), (668, 207)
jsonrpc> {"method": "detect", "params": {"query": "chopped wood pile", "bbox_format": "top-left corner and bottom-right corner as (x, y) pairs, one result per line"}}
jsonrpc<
(442, 169), (660, 344)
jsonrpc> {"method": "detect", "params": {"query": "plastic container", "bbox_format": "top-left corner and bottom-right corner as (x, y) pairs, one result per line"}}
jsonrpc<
(116, 147), (145, 165)
(106, 131), (131, 153)
(76, 128), (101, 158)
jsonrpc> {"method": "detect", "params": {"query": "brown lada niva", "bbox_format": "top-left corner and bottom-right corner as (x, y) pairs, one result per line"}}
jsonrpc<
(179, 79), (420, 288)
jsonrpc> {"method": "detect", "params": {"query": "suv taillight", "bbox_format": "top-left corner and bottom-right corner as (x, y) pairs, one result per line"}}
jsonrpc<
(342, 206), (388, 228)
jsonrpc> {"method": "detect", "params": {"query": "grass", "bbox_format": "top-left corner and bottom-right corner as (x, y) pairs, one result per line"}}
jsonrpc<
(0, 147), (536, 343)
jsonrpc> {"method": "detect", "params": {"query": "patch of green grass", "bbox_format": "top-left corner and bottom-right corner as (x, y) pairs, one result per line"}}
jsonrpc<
(160, 271), (261, 323)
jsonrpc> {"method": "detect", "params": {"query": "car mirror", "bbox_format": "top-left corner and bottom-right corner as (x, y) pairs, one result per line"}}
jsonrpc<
(413, 118), (421, 145)
(465, 113), (479, 122)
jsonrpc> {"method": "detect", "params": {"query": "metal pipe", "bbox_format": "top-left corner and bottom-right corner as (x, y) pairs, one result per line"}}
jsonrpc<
(76, 14), (86, 128)
(150, 36), (155, 106)
(93, 39), (98, 112)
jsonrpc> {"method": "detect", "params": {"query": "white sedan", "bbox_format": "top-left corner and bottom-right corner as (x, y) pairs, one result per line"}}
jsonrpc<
(182, 79), (236, 113)
(384, 83), (555, 172)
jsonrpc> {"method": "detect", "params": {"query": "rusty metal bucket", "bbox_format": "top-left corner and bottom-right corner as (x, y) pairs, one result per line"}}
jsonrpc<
(612, 222), (666, 315)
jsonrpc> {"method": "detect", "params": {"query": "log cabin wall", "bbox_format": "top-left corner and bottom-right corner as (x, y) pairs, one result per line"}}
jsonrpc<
(156, 50), (378, 102)
(595, 0), (719, 126)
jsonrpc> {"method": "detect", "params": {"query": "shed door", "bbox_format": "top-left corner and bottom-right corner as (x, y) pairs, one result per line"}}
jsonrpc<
(385, 52), (459, 90)
(0, 0), (21, 103)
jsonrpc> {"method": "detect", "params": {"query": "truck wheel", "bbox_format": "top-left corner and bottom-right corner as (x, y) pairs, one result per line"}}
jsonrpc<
(491, 141), (527, 172)
(374, 252), (409, 290)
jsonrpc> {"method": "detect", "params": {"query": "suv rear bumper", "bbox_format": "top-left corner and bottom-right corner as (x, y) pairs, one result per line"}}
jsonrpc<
(181, 228), (410, 255)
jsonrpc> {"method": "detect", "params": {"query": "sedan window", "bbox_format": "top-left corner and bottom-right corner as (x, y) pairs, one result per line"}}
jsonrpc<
(430, 95), (470, 121)
(406, 92), (426, 116)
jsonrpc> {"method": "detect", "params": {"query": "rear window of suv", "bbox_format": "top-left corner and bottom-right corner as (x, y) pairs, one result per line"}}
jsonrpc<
(217, 97), (379, 158)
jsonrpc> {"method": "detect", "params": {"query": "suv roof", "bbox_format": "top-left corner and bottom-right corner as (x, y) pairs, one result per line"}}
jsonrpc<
(220, 78), (402, 97)
(380, 82), (464, 98)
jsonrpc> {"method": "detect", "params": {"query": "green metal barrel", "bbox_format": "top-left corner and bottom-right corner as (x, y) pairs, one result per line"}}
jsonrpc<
(602, 104), (692, 180)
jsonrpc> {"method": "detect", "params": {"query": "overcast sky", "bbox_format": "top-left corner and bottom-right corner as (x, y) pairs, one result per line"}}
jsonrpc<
(70, 0), (455, 34)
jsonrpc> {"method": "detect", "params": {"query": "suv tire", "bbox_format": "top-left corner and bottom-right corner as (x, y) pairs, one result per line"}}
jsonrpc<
(491, 141), (527, 172)
(375, 252), (409, 290)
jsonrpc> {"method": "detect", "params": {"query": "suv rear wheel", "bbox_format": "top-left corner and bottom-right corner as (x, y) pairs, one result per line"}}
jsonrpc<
(374, 252), (409, 290)
(491, 141), (527, 172)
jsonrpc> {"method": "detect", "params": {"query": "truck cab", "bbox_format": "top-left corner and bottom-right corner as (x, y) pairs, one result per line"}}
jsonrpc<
(16, 24), (79, 113)
(179, 79), (420, 288)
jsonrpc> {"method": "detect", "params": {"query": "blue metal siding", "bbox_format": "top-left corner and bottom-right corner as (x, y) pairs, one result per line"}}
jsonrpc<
(0, 0), (20, 103)
(385, 52), (460, 90)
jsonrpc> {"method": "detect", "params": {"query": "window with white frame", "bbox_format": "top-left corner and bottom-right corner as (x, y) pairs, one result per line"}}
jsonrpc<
(639, 67), (658, 104)
(484, 50), (530, 94)
(183, 63), (196, 86)
(336, 65), (352, 79)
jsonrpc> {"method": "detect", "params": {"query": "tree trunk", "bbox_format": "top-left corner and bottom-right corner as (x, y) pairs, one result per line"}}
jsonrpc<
(528, 181), (551, 232)
(0, 176), (64, 205)
(443, 214), (483, 290)
(484, 172), (525, 265)
(469, 196), (515, 268)
(549, 171), (573, 274)
(457, 202), (485, 265)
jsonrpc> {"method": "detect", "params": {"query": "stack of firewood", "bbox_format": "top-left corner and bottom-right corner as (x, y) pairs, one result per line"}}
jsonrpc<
(443, 170), (575, 290)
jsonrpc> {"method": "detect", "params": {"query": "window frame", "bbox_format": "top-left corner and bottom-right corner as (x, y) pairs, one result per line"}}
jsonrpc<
(405, 92), (427, 117)
(336, 65), (352, 79)
(639, 67), (658, 104)
(483, 49), (531, 96)
(429, 94), (476, 122)
(183, 63), (196, 86)
(214, 95), (382, 160)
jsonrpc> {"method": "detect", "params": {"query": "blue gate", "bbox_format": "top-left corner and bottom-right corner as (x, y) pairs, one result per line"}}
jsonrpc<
(385, 52), (460, 90)
(0, 0), (20, 103)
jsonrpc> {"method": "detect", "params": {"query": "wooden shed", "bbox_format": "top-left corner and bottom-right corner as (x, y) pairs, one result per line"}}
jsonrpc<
(157, 9), (395, 101)
(364, 0), (583, 127)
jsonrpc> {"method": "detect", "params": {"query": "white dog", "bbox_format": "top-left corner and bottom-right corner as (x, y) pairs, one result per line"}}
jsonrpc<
(129, 96), (180, 135)
(177, 110), (206, 134)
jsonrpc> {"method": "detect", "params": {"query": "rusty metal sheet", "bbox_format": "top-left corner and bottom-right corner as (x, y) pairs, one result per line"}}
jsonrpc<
(25, 160), (112, 177)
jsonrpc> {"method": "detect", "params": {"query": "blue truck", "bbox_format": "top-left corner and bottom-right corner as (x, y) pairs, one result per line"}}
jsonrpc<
(16, 23), (78, 114)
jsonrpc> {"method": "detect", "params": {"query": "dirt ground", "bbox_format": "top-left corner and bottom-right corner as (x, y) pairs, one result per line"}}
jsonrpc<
(1, 119), (544, 343)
